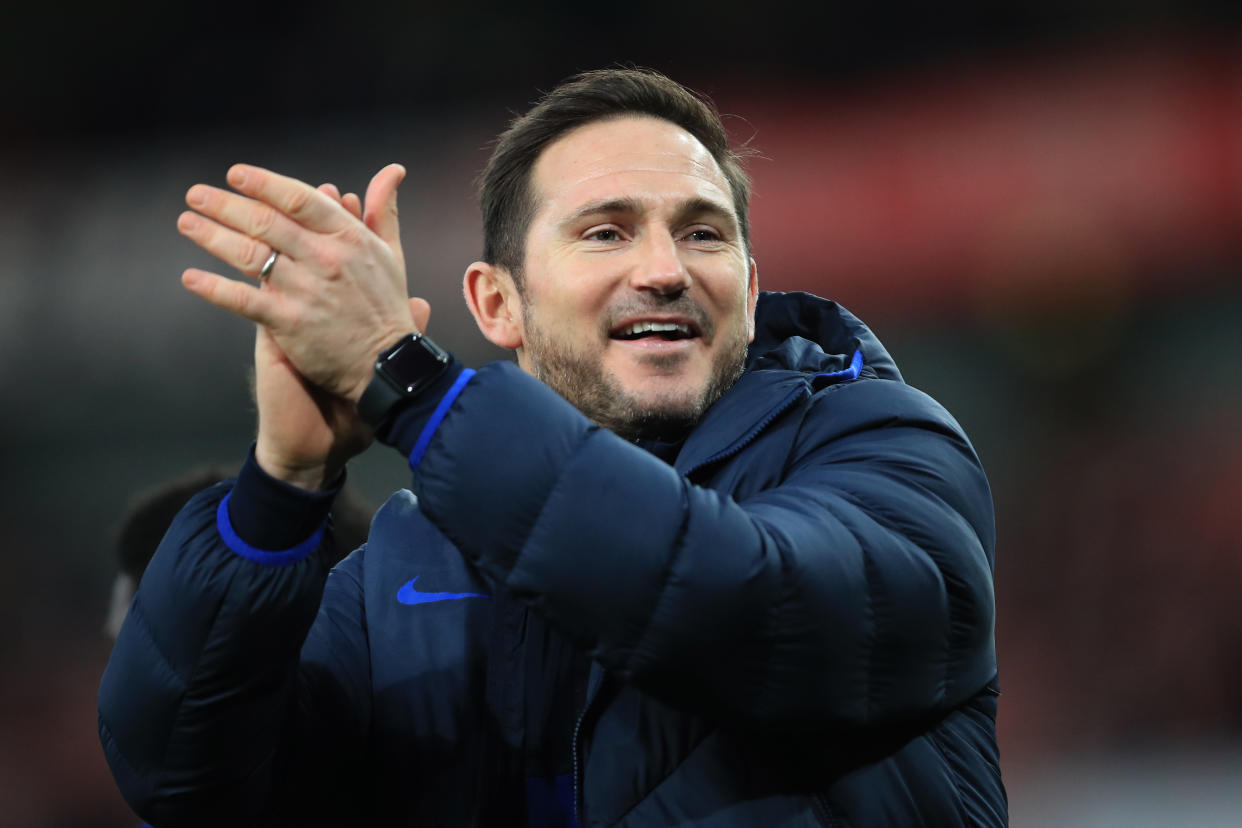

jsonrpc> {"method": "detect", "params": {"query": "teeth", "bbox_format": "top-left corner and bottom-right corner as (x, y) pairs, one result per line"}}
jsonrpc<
(620, 321), (691, 337)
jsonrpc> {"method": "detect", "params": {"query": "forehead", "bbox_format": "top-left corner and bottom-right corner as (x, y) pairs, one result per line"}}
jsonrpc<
(529, 115), (733, 220)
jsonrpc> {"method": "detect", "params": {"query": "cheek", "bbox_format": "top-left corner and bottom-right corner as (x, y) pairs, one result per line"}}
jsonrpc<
(718, 273), (755, 334)
(525, 288), (600, 348)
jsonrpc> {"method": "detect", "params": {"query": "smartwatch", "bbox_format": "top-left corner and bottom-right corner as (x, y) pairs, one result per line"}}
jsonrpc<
(357, 332), (452, 427)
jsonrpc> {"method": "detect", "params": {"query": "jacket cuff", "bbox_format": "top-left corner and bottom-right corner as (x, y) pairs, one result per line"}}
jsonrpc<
(374, 360), (474, 469)
(219, 446), (340, 564)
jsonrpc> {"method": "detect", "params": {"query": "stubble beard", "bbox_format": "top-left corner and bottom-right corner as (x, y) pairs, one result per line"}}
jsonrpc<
(522, 303), (749, 443)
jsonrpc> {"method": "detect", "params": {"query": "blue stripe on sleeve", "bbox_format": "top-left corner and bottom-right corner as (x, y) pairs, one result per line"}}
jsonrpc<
(216, 492), (325, 566)
(409, 368), (476, 470)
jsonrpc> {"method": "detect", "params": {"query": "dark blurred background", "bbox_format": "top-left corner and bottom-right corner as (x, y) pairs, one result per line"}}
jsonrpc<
(3, 2), (1241, 824)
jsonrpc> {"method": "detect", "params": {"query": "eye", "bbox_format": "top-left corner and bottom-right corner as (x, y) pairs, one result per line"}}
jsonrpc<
(586, 228), (623, 242)
(684, 228), (722, 243)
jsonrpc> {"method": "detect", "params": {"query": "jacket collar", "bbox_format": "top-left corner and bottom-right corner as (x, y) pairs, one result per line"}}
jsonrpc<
(675, 369), (809, 475)
(675, 291), (901, 475)
(746, 291), (902, 381)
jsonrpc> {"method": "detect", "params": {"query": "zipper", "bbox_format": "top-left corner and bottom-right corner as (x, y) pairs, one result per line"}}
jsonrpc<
(572, 662), (604, 827)
(571, 705), (585, 826)
(681, 384), (810, 478)
(812, 793), (847, 827)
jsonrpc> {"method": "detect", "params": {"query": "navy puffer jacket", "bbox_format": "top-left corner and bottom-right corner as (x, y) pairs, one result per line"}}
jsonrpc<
(99, 291), (1006, 826)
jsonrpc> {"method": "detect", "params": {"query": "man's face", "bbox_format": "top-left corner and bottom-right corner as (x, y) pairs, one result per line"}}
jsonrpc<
(514, 115), (757, 441)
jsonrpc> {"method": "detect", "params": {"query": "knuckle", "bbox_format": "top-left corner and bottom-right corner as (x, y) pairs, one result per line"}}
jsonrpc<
(190, 216), (216, 245)
(232, 282), (250, 314)
(284, 186), (313, 216)
(250, 203), (277, 237)
(310, 234), (357, 273)
(316, 246), (343, 273)
(235, 282), (266, 323)
(239, 236), (266, 270)
(287, 302), (309, 329)
(337, 223), (366, 247)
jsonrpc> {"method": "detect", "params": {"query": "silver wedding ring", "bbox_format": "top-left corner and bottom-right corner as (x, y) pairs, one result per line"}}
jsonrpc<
(259, 250), (279, 280)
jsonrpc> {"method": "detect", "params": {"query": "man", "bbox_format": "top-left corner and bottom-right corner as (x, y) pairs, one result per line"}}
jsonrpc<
(99, 69), (1006, 826)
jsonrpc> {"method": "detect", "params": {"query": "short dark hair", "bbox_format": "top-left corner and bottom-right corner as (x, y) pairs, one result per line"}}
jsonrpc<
(481, 68), (753, 287)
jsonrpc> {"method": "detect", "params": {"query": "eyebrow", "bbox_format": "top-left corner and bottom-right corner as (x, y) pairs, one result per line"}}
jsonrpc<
(561, 196), (738, 233)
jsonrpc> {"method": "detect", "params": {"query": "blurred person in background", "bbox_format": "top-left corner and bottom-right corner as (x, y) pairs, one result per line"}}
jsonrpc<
(99, 69), (1005, 826)
(105, 465), (374, 639)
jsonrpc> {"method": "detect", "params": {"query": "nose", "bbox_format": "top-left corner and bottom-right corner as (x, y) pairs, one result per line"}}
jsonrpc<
(628, 231), (691, 296)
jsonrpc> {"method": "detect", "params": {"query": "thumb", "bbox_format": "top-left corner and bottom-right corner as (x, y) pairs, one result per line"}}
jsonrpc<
(364, 163), (406, 251)
(409, 297), (431, 333)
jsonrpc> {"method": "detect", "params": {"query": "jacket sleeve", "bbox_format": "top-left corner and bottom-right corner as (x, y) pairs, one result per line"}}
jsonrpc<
(97, 473), (374, 827)
(405, 361), (996, 732)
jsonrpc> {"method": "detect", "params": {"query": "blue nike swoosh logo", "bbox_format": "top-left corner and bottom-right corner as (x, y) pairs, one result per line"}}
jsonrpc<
(396, 576), (489, 606)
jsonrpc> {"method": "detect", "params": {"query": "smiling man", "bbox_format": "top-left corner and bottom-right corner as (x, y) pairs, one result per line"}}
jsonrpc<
(99, 70), (1006, 827)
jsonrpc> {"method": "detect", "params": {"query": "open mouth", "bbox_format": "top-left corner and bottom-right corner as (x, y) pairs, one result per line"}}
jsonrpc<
(610, 320), (699, 342)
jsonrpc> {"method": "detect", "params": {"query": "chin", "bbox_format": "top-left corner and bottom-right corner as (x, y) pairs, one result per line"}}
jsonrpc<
(623, 376), (704, 402)
(626, 384), (707, 415)
(609, 388), (707, 442)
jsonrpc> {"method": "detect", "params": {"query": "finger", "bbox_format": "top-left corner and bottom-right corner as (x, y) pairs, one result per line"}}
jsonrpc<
(227, 164), (353, 234)
(319, 183), (362, 220)
(178, 209), (283, 279)
(409, 297), (431, 333)
(181, 268), (273, 325)
(363, 164), (406, 249)
(319, 183), (364, 220)
(341, 192), (363, 220)
(185, 184), (315, 261)
(318, 182), (343, 203)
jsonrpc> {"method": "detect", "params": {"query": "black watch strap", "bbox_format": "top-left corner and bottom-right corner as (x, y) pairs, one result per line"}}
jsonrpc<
(358, 333), (452, 427)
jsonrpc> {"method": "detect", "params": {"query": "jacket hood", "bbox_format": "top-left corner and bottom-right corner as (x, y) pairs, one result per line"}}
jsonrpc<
(746, 291), (903, 382)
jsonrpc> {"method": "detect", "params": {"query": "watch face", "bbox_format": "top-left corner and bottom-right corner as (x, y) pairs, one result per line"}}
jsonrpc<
(385, 334), (450, 393)
(360, 334), (454, 427)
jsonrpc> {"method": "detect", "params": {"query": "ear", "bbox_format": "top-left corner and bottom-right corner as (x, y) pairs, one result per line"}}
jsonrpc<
(463, 261), (524, 350)
(745, 257), (759, 343)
